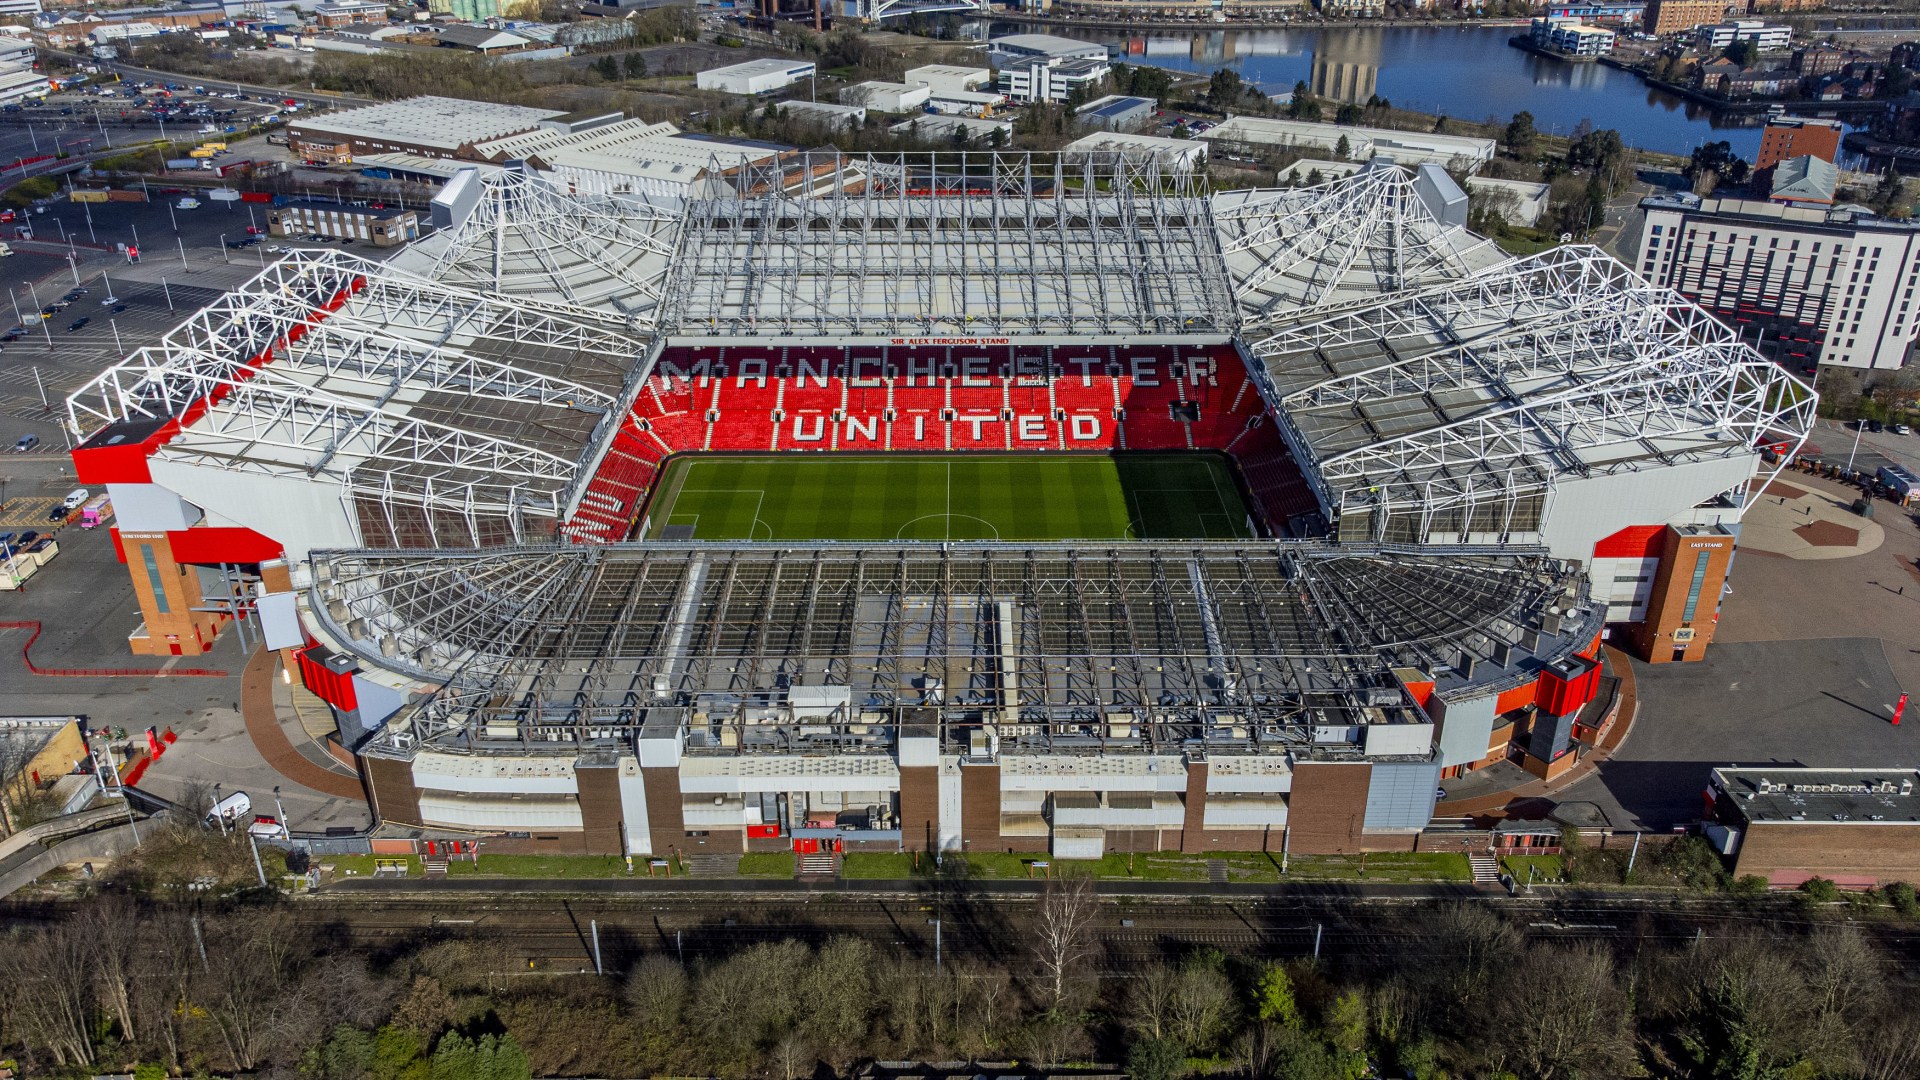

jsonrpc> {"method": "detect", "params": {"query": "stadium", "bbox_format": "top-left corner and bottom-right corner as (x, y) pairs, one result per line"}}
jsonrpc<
(68, 153), (1814, 858)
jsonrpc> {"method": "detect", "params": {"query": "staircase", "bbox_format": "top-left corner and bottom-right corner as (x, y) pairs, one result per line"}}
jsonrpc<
(686, 853), (741, 876)
(1469, 853), (1500, 885)
(1207, 859), (1228, 885)
(797, 851), (839, 879)
(422, 857), (449, 877)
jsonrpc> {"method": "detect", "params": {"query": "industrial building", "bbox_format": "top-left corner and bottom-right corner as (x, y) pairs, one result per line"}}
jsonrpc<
(904, 64), (991, 95)
(695, 57), (816, 96)
(1707, 767), (1920, 887)
(468, 118), (789, 198)
(841, 80), (931, 113)
(989, 33), (1113, 105)
(267, 200), (420, 246)
(778, 100), (867, 129)
(1062, 131), (1207, 170)
(1075, 95), (1158, 131)
(1201, 115), (1497, 172)
(1638, 193), (1920, 370)
(890, 114), (1013, 142)
(65, 155), (1811, 858)
(286, 96), (564, 164)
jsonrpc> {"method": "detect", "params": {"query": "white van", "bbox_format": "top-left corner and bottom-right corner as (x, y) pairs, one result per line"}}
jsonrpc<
(61, 487), (89, 510)
(176, 197), (200, 210)
(205, 791), (251, 829)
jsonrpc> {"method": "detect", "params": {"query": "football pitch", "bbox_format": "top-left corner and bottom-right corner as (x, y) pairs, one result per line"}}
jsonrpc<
(643, 454), (1255, 542)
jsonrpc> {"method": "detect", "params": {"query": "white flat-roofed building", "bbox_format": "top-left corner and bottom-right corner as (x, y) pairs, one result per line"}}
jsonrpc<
(987, 32), (1108, 66)
(925, 88), (1006, 116)
(1062, 131), (1208, 170)
(1639, 193), (1920, 370)
(1531, 17), (1616, 56)
(1465, 175), (1551, 227)
(777, 99), (867, 129)
(0, 66), (45, 103)
(890, 113), (1014, 142)
(1694, 19), (1791, 52)
(841, 80), (931, 113)
(695, 57), (816, 96)
(1201, 115), (1496, 172)
(1000, 55), (1112, 104)
(904, 63), (990, 94)
(286, 95), (563, 160)
(471, 117), (788, 197)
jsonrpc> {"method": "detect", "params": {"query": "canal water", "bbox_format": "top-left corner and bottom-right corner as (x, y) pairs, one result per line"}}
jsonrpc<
(1009, 23), (1857, 159)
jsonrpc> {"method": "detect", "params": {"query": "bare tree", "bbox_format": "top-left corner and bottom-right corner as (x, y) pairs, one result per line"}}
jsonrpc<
(0, 923), (96, 1067)
(1124, 961), (1180, 1041)
(1031, 873), (1099, 1011)
(77, 897), (144, 1044)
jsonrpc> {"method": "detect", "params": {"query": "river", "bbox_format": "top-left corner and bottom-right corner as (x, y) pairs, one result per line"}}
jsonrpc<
(1002, 23), (1864, 160)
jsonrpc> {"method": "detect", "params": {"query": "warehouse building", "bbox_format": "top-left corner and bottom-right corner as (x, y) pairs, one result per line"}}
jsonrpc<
(1707, 766), (1920, 887)
(1062, 131), (1207, 170)
(904, 64), (991, 95)
(287, 95), (564, 164)
(1076, 94), (1158, 131)
(267, 200), (420, 246)
(1201, 115), (1496, 172)
(1638, 193), (1920, 370)
(841, 80), (931, 113)
(695, 57), (816, 96)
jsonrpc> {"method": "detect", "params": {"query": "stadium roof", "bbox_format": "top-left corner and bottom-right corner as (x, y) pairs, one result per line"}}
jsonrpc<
(67, 250), (646, 548)
(1213, 164), (1503, 318)
(1243, 244), (1816, 530)
(659, 152), (1235, 338)
(66, 155), (1813, 574)
(308, 542), (1596, 757)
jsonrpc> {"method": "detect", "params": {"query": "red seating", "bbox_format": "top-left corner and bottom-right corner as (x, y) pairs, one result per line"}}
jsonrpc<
(566, 341), (1319, 538)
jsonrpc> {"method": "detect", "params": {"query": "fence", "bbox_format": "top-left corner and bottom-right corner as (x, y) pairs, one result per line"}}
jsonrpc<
(0, 620), (229, 677)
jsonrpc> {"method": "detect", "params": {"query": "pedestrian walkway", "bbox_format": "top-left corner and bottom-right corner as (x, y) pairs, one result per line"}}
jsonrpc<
(1432, 646), (1640, 820)
(1738, 478), (1885, 561)
(239, 645), (365, 800)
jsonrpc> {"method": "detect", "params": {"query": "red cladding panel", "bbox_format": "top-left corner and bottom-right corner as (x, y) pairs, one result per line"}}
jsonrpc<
(109, 527), (126, 564)
(71, 419), (181, 484)
(296, 647), (358, 712)
(1495, 682), (1537, 716)
(165, 527), (284, 565)
(1593, 525), (1668, 560)
(1538, 656), (1602, 717)
(1398, 677), (1436, 709)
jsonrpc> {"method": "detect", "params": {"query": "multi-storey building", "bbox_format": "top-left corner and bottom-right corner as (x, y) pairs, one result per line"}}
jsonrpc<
(1757, 117), (1843, 170)
(1643, 0), (1729, 35)
(1638, 194), (1920, 370)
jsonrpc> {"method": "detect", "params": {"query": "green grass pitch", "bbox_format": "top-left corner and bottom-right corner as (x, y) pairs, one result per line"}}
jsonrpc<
(642, 453), (1255, 542)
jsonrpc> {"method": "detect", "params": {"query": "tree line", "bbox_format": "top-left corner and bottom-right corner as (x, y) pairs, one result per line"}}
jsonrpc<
(5, 875), (1920, 1079)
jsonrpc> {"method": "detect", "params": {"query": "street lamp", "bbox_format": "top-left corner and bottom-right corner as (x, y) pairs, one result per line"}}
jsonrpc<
(218, 232), (229, 264)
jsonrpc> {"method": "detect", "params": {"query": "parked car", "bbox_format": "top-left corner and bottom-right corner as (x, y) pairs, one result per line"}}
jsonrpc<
(11, 434), (36, 452)
(1868, 419), (1885, 433)
(1894, 424), (1912, 436)
(44, 504), (66, 522)
(66, 317), (88, 332)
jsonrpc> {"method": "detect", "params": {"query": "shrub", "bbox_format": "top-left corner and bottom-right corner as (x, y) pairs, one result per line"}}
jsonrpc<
(1729, 874), (1770, 898)
(1798, 876), (1841, 905)
(1886, 880), (1919, 915)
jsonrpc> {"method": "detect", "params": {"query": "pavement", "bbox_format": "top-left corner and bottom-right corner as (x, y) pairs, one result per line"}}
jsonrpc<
(1535, 467), (1920, 831)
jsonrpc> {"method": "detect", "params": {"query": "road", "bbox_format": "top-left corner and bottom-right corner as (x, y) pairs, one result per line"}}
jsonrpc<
(40, 48), (371, 112)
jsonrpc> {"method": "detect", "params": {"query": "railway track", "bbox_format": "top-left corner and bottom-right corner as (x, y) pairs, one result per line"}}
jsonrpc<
(266, 893), (1920, 974)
